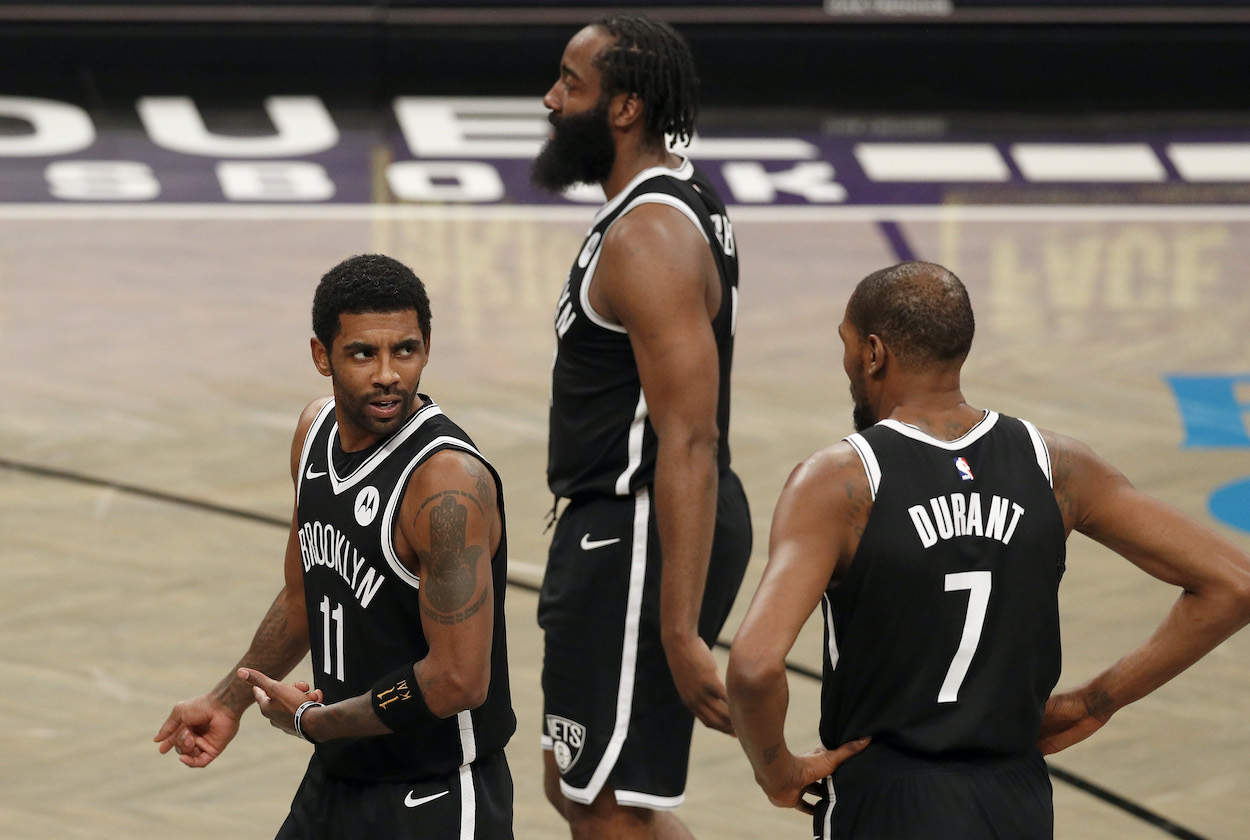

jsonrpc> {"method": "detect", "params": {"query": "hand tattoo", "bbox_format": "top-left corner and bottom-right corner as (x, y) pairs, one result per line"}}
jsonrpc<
(421, 494), (487, 624)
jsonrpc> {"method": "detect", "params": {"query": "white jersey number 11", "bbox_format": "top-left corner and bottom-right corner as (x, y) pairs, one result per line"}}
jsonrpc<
(319, 596), (346, 682)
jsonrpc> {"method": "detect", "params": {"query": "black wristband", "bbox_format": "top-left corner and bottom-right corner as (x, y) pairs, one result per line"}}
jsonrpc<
(371, 665), (439, 732)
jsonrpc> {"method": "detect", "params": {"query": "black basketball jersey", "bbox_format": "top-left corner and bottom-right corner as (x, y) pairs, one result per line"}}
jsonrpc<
(820, 412), (1065, 757)
(547, 157), (739, 499)
(295, 396), (515, 781)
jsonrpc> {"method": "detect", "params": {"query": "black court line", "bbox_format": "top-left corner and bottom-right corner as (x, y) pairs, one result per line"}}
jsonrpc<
(0, 456), (1211, 840)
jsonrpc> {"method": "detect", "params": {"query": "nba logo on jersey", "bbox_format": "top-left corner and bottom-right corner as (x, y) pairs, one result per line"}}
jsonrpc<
(954, 457), (975, 481)
(545, 714), (586, 774)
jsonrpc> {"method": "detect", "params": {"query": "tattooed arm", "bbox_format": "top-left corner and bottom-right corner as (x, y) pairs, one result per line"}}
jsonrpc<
(249, 448), (503, 743)
(1038, 430), (1250, 755)
(155, 399), (323, 765)
(726, 443), (872, 812)
(400, 449), (501, 715)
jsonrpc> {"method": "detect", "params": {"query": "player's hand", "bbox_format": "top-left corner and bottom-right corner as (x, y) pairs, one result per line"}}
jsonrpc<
(238, 668), (323, 738)
(1037, 689), (1109, 755)
(664, 634), (735, 734)
(759, 738), (871, 813)
(154, 694), (242, 768)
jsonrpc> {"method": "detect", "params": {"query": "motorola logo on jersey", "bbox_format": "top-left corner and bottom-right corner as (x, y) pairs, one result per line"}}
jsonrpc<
(355, 486), (381, 526)
(546, 714), (586, 774)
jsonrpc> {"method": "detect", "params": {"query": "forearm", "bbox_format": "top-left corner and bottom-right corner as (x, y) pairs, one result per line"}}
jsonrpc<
(302, 693), (392, 741)
(727, 658), (796, 790)
(1082, 586), (1250, 717)
(655, 433), (719, 643)
(215, 589), (310, 716)
(302, 658), (476, 742)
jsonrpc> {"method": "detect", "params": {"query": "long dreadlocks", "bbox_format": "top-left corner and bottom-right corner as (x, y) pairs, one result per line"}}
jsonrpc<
(590, 14), (700, 149)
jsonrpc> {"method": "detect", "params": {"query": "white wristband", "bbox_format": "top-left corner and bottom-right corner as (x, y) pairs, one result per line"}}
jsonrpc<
(293, 700), (325, 743)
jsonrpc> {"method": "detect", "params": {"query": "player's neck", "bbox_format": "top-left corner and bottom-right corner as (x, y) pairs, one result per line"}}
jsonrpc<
(602, 144), (682, 200)
(885, 396), (983, 442)
(875, 367), (980, 440)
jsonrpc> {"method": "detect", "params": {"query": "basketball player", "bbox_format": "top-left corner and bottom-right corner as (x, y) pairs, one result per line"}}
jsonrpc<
(725, 261), (1250, 839)
(154, 254), (515, 838)
(532, 14), (752, 840)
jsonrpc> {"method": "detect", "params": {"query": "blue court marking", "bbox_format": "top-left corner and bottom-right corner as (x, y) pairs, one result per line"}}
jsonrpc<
(1210, 477), (1250, 534)
(1167, 374), (1250, 448)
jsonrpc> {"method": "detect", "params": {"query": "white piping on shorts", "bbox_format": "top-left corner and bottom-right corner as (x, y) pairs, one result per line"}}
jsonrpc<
(559, 487), (651, 806)
(613, 788), (685, 810)
(457, 762), (476, 840)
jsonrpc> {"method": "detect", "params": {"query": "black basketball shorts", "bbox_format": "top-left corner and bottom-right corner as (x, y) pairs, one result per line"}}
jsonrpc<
(274, 749), (513, 839)
(538, 471), (751, 810)
(812, 743), (1053, 840)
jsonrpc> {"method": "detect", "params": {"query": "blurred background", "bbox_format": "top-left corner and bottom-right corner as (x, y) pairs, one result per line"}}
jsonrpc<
(2, 3), (1250, 839)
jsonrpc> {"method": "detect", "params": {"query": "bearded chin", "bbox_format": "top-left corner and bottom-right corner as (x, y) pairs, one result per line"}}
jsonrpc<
(531, 106), (617, 193)
(852, 401), (877, 433)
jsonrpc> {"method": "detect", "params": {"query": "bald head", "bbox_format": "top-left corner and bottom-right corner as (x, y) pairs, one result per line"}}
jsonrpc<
(846, 261), (974, 369)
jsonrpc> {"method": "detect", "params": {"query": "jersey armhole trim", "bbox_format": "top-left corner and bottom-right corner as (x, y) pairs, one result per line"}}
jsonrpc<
(591, 155), (695, 225)
(580, 193), (711, 334)
(844, 433), (881, 500)
(1020, 419), (1053, 488)
(296, 399), (337, 506)
(380, 436), (491, 590)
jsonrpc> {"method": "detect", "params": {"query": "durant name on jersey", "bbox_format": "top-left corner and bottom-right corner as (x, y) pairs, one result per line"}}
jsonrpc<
(908, 492), (1027, 549)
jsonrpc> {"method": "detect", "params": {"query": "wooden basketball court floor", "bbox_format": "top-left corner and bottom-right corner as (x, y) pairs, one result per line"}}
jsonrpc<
(2, 201), (1249, 840)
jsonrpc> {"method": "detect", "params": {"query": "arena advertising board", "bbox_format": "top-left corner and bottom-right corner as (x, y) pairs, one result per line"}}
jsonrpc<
(5, 95), (1250, 206)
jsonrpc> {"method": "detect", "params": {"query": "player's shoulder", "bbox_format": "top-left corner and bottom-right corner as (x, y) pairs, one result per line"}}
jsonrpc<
(405, 446), (498, 508)
(297, 396), (334, 430)
(289, 397), (334, 456)
(774, 440), (875, 550)
(785, 439), (871, 498)
(604, 199), (702, 250)
(284, 397), (334, 478)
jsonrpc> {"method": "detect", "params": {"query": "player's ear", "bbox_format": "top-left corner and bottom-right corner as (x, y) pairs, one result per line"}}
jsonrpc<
(866, 334), (886, 375)
(610, 92), (642, 131)
(311, 337), (332, 377)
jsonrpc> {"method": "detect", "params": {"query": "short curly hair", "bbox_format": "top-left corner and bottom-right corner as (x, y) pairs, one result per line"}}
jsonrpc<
(847, 262), (975, 367)
(591, 14), (700, 148)
(311, 254), (431, 349)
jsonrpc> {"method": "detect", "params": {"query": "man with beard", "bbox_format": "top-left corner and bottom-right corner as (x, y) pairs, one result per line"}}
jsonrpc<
(725, 261), (1250, 839)
(154, 254), (515, 838)
(532, 14), (752, 840)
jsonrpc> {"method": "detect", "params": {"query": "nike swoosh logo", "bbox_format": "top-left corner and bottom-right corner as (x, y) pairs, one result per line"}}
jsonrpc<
(305, 466), (327, 479)
(404, 790), (449, 808)
(580, 534), (621, 551)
